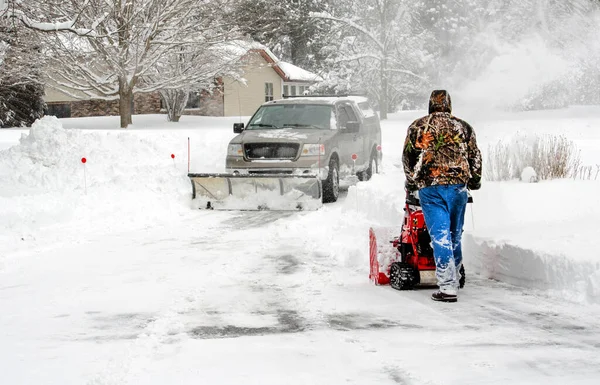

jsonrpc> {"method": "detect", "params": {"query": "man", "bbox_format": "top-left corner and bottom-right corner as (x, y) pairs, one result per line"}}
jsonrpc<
(402, 90), (482, 303)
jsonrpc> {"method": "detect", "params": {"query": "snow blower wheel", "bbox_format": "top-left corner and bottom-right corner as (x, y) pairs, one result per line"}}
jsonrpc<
(389, 262), (418, 290)
(459, 265), (465, 289)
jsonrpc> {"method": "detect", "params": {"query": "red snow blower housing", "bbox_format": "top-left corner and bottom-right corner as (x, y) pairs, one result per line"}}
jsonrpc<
(369, 191), (469, 290)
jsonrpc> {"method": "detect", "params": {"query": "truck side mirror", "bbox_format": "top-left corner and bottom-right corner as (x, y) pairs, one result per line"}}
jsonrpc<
(233, 123), (245, 133)
(346, 121), (360, 133)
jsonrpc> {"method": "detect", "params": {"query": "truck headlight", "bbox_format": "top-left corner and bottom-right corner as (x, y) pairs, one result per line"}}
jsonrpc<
(227, 144), (243, 156)
(301, 144), (325, 156)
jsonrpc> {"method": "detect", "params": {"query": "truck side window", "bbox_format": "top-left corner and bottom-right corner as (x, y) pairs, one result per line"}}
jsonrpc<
(337, 105), (350, 128)
(345, 105), (358, 122)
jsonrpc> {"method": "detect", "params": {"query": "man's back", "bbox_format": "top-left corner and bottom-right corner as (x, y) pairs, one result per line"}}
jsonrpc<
(403, 90), (482, 191)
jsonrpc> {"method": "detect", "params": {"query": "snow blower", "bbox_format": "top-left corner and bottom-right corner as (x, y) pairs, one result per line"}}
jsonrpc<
(369, 191), (469, 290)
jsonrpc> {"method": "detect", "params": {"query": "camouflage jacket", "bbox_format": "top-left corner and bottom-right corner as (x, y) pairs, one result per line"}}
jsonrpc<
(402, 112), (482, 190)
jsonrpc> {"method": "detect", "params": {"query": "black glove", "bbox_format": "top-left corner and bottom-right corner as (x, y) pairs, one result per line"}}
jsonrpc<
(467, 178), (481, 191)
(405, 180), (418, 192)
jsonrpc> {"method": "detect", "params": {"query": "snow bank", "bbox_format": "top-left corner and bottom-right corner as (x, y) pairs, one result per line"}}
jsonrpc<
(464, 236), (600, 304)
(464, 180), (600, 304)
(343, 175), (600, 304)
(0, 116), (189, 195)
(0, 117), (192, 254)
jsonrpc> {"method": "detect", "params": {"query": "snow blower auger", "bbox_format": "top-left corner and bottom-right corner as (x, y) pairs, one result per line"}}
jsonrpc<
(188, 173), (323, 211)
(369, 191), (469, 290)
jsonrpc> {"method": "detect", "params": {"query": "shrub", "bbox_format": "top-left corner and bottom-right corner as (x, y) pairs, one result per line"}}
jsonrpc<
(485, 134), (582, 181)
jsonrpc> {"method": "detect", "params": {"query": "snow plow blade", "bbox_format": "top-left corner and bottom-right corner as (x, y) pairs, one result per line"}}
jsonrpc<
(188, 173), (323, 211)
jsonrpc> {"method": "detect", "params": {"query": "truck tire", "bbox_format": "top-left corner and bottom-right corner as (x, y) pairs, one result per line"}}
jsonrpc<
(323, 158), (339, 203)
(359, 150), (378, 181)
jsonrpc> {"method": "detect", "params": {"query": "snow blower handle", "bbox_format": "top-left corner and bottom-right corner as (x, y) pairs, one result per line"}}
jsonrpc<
(405, 189), (420, 206)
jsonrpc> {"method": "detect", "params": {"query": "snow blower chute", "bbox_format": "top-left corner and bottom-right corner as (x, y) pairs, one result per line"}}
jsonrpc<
(188, 173), (323, 211)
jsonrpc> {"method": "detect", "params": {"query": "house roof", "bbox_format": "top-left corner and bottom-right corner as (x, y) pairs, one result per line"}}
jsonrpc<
(222, 40), (322, 83)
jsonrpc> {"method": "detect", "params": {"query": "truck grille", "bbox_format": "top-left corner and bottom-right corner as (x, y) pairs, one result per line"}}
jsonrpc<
(244, 143), (300, 160)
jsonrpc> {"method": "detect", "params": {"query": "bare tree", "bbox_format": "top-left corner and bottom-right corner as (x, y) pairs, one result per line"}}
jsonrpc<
(2, 0), (241, 128)
(312, 0), (429, 119)
(153, 44), (242, 122)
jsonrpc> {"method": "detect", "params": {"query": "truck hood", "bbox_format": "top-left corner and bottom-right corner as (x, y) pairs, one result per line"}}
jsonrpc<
(231, 129), (337, 144)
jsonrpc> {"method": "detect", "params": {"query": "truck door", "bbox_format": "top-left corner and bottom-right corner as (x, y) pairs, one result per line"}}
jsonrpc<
(336, 102), (365, 174)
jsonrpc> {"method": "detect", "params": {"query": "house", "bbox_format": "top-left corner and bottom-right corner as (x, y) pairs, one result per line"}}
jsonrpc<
(43, 42), (322, 118)
(218, 43), (323, 117)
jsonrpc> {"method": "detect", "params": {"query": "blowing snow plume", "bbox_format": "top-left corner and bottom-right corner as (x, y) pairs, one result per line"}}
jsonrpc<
(440, 0), (600, 112)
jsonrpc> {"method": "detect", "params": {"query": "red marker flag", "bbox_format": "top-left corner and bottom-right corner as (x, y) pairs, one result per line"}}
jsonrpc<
(81, 157), (87, 194)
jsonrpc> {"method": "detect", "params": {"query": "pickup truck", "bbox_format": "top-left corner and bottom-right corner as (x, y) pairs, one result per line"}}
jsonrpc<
(225, 95), (382, 202)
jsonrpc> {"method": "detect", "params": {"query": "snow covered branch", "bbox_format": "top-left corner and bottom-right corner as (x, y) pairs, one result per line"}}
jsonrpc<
(0, 0), (95, 36)
(310, 12), (384, 52)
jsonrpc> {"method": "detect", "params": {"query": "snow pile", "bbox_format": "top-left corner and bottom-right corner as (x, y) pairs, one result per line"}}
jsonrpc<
(0, 116), (191, 251)
(520, 166), (538, 182)
(0, 116), (188, 195)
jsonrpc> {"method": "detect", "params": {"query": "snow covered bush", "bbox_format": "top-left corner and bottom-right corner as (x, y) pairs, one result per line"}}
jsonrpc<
(485, 134), (581, 181)
(520, 166), (538, 183)
(573, 165), (600, 181)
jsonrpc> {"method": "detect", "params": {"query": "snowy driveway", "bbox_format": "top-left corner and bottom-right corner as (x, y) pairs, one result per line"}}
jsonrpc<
(2, 208), (600, 385)
(2, 112), (600, 384)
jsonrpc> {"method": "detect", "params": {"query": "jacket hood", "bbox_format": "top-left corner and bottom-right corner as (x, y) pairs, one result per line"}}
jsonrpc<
(428, 90), (452, 114)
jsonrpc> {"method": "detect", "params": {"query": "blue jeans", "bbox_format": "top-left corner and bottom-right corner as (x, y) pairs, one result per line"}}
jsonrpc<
(418, 184), (468, 295)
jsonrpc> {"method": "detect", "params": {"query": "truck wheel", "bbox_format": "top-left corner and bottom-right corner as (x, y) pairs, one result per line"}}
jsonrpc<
(322, 158), (339, 203)
(358, 150), (378, 181)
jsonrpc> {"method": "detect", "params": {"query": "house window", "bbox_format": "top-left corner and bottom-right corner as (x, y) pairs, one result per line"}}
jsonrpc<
(290, 85), (297, 96)
(45, 103), (71, 118)
(265, 82), (274, 102)
(298, 86), (305, 95)
(283, 85), (289, 97)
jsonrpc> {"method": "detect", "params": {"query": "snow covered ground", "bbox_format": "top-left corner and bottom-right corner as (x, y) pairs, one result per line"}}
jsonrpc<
(1, 109), (599, 384)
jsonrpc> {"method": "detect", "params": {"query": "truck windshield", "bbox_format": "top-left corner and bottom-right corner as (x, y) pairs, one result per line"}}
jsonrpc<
(246, 104), (333, 130)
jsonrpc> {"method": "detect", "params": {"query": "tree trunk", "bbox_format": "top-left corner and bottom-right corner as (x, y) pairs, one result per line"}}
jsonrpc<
(118, 81), (132, 128)
(162, 89), (188, 123)
(128, 92), (133, 125)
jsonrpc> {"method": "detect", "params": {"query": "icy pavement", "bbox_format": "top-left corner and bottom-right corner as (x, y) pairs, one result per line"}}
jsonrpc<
(2, 210), (599, 385)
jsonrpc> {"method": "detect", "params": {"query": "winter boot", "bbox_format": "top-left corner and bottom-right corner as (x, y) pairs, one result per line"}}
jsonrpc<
(431, 290), (457, 303)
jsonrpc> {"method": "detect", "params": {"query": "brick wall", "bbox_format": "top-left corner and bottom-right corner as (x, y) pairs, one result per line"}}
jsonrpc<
(69, 92), (162, 118)
(134, 92), (161, 114)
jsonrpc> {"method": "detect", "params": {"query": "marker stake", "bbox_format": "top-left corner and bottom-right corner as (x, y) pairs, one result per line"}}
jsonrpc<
(81, 157), (87, 194)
